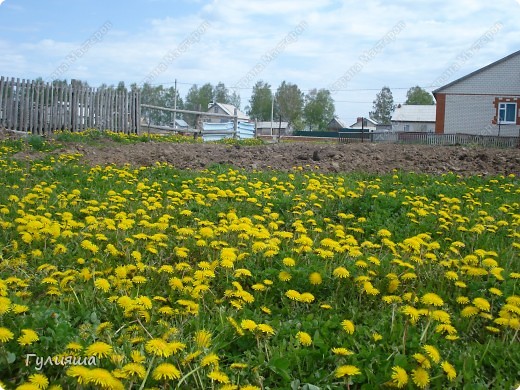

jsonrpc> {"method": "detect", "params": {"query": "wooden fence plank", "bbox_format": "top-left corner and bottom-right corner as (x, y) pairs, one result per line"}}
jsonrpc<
(6, 78), (13, 130)
(0, 76), (4, 128)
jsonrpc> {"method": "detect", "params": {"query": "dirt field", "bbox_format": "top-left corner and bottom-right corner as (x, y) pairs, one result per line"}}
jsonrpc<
(49, 140), (520, 176)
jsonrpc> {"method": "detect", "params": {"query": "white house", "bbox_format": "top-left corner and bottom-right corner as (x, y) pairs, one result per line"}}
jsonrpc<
(256, 121), (290, 136)
(327, 117), (347, 132)
(433, 50), (520, 136)
(204, 102), (250, 124)
(349, 117), (377, 132)
(391, 104), (436, 132)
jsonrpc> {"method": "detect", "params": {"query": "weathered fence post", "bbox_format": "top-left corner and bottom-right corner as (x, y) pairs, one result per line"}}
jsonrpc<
(233, 108), (238, 139)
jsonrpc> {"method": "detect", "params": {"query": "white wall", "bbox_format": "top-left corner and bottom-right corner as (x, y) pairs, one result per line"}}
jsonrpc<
(444, 94), (520, 136)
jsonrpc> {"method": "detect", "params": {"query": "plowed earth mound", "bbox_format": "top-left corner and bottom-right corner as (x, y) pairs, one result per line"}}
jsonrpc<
(53, 141), (520, 176)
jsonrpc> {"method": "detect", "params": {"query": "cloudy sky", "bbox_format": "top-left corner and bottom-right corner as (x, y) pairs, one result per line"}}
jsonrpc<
(0, 0), (518, 125)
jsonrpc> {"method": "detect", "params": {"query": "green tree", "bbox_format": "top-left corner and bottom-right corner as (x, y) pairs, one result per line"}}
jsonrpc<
(369, 86), (395, 125)
(303, 88), (335, 131)
(229, 90), (241, 110)
(275, 81), (304, 130)
(213, 82), (241, 109)
(139, 83), (183, 126)
(213, 82), (229, 104)
(247, 81), (275, 121)
(184, 83), (214, 126)
(405, 86), (435, 105)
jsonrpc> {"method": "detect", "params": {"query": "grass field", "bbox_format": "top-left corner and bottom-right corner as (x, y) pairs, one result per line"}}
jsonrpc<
(0, 134), (518, 389)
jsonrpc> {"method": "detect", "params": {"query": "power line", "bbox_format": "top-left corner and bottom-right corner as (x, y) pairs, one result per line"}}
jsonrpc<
(146, 80), (439, 93)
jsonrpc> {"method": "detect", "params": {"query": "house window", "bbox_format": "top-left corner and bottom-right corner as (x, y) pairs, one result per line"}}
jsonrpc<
(214, 106), (219, 113)
(498, 102), (516, 124)
(403, 124), (410, 132)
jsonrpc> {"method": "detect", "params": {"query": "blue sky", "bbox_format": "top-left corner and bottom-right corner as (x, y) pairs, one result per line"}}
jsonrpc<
(0, 0), (518, 125)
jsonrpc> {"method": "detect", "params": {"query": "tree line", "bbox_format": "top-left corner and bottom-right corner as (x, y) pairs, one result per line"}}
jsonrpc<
(34, 77), (435, 129)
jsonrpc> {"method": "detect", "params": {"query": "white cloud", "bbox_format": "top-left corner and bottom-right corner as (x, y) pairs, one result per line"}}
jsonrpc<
(0, 0), (517, 122)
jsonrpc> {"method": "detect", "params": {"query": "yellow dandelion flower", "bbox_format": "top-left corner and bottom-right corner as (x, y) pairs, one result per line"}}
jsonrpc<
(65, 342), (82, 351)
(261, 306), (271, 314)
(18, 329), (39, 346)
(442, 361), (457, 381)
(331, 347), (354, 356)
(372, 332), (383, 342)
(485, 326), (500, 333)
(241, 319), (257, 331)
(145, 338), (172, 358)
(201, 353), (219, 367)
(67, 366), (91, 384)
(94, 278), (110, 293)
(461, 306), (479, 317)
(391, 366), (408, 388)
(401, 306), (420, 324)
(194, 330), (212, 349)
(182, 351), (202, 366)
(279, 271), (292, 282)
(411, 367), (430, 389)
(422, 345), (441, 364)
(283, 257), (296, 266)
(152, 363), (181, 381)
(207, 370), (230, 383)
(382, 295), (402, 304)
(421, 293), (444, 307)
(285, 290), (301, 301)
(341, 320), (355, 334)
(86, 341), (112, 358)
(430, 310), (451, 324)
(0, 327), (14, 342)
(11, 304), (29, 314)
(230, 363), (248, 369)
(0, 297), (11, 315)
(401, 272), (417, 280)
(456, 296), (470, 304)
(130, 350), (145, 363)
(413, 353), (431, 369)
(444, 271), (459, 280)
(300, 292), (315, 303)
(252, 283), (266, 291)
(488, 287), (502, 296)
(333, 267), (350, 278)
(335, 365), (361, 378)
(296, 331), (312, 346)
(28, 373), (49, 389)
(85, 368), (123, 389)
(257, 323), (275, 336)
(168, 341), (186, 354)
(309, 272), (322, 285)
(122, 362), (146, 379)
(435, 323), (458, 335)
(473, 297), (491, 312)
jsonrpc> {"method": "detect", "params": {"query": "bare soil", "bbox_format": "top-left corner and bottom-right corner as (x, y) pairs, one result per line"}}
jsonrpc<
(51, 140), (520, 176)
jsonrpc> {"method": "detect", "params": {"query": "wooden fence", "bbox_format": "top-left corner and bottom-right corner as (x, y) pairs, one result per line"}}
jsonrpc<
(338, 131), (520, 148)
(0, 76), (140, 134)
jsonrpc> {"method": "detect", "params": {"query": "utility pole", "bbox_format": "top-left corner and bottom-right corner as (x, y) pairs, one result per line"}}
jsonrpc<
(173, 79), (177, 129)
(270, 93), (274, 137)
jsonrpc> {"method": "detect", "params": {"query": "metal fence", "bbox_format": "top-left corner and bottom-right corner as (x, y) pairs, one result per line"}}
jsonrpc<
(338, 131), (520, 148)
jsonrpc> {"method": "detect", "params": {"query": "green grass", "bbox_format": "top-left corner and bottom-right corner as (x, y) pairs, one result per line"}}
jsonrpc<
(0, 137), (518, 389)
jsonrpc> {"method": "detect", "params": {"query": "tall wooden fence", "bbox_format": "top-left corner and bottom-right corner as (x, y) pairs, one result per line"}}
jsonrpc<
(0, 76), (140, 134)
